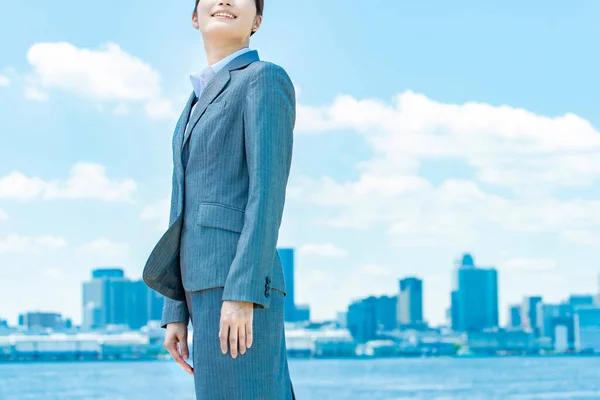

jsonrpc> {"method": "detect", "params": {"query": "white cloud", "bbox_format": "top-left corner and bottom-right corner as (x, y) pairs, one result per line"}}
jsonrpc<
(561, 229), (600, 246)
(290, 91), (600, 247)
(77, 238), (130, 259)
(25, 41), (175, 119)
(296, 91), (600, 188)
(298, 243), (348, 258)
(42, 268), (62, 279)
(499, 258), (558, 272)
(145, 98), (177, 120)
(0, 234), (66, 254)
(140, 198), (170, 230)
(113, 104), (130, 115)
(0, 74), (10, 87)
(0, 162), (136, 202)
(24, 86), (49, 102)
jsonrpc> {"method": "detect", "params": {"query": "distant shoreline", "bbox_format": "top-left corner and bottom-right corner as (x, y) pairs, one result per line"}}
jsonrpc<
(2, 352), (600, 364)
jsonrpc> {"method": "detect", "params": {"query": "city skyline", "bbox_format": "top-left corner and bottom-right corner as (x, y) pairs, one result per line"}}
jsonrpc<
(4, 251), (599, 332)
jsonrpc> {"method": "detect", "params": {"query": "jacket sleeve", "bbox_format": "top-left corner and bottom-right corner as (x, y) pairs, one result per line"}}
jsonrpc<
(221, 63), (296, 308)
(159, 163), (190, 328)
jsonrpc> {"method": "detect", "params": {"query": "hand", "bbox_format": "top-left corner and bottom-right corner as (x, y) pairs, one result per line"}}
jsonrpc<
(219, 300), (254, 358)
(164, 322), (194, 376)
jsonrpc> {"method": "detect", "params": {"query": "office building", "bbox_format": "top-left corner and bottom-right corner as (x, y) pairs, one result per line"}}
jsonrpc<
(377, 295), (398, 331)
(536, 303), (574, 348)
(82, 267), (163, 330)
(18, 312), (67, 330)
(568, 295), (594, 307)
(278, 248), (297, 322)
(347, 294), (397, 342)
(397, 277), (423, 329)
(521, 296), (543, 336)
(347, 296), (378, 343)
(508, 305), (522, 329)
(574, 306), (600, 352)
(295, 304), (310, 322)
(451, 253), (499, 333)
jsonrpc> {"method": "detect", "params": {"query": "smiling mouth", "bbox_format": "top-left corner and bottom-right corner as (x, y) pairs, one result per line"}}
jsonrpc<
(212, 12), (237, 19)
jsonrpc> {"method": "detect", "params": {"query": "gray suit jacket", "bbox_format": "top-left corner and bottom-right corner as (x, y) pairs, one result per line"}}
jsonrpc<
(142, 50), (295, 328)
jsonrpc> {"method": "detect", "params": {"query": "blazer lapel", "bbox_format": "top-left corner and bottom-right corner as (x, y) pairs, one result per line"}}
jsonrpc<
(181, 50), (260, 149)
(174, 91), (197, 162)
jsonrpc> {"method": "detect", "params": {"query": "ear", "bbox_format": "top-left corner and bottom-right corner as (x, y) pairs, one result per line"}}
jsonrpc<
(192, 12), (199, 30)
(253, 15), (263, 32)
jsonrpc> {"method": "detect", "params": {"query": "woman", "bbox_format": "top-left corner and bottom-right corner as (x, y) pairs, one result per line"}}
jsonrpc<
(144, 0), (297, 399)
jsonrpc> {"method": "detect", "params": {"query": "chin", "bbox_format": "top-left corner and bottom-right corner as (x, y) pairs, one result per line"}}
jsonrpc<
(204, 27), (241, 39)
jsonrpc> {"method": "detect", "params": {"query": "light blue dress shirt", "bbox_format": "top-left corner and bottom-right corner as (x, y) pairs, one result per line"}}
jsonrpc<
(187, 46), (253, 126)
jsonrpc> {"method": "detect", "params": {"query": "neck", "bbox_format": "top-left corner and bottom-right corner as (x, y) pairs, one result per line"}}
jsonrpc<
(203, 40), (249, 66)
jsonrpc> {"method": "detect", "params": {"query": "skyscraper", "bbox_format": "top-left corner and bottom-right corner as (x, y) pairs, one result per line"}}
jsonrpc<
(376, 295), (398, 331)
(82, 267), (161, 330)
(451, 253), (499, 332)
(509, 305), (522, 329)
(397, 277), (423, 328)
(278, 248), (296, 322)
(521, 296), (543, 336)
(347, 296), (379, 343)
(568, 295), (595, 307)
(574, 306), (600, 352)
(536, 303), (574, 347)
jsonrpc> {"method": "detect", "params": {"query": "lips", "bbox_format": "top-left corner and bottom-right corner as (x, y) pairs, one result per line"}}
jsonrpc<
(212, 11), (237, 19)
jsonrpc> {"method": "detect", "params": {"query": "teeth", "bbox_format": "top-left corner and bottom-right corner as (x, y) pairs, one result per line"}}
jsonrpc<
(214, 13), (235, 19)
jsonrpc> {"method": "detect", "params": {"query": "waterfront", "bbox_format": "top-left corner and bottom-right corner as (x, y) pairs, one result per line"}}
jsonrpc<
(2, 357), (600, 399)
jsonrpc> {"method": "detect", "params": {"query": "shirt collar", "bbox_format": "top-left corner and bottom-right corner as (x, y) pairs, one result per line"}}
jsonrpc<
(190, 47), (253, 99)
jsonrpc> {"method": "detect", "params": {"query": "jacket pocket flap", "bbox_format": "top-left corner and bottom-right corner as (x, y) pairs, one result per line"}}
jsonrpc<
(197, 203), (245, 233)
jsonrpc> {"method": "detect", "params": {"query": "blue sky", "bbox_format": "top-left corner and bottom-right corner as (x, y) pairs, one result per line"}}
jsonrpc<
(1, 0), (599, 326)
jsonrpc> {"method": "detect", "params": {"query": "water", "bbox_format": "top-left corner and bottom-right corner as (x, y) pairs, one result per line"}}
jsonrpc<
(1, 357), (600, 399)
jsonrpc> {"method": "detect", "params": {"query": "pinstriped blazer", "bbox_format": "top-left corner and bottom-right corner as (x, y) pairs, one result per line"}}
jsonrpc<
(142, 50), (296, 328)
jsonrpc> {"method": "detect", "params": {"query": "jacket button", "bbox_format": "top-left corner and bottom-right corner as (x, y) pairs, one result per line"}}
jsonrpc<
(264, 290), (270, 298)
(266, 277), (271, 284)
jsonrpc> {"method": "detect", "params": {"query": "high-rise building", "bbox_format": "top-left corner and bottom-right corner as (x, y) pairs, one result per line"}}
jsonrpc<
(450, 291), (460, 330)
(82, 267), (162, 330)
(521, 296), (543, 336)
(278, 248), (296, 322)
(347, 296), (378, 343)
(536, 303), (574, 347)
(568, 295), (595, 307)
(295, 304), (310, 322)
(92, 268), (125, 279)
(347, 295), (398, 342)
(376, 295), (398, 331)
(397, 277), (423, 329)
(508, 305), (522, 329)
(574, 306), (600, 352)
(147, 286), (165, 322)
(451, 253), (499, 333)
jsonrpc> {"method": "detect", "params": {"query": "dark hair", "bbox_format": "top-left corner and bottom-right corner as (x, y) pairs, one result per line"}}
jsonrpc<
(194, 0), (264, 36)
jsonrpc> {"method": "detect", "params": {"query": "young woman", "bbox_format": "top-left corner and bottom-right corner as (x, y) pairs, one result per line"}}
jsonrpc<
(143, 0), (297, 398)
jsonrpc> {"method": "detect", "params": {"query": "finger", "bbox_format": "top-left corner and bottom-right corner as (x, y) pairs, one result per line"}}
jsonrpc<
(180, 337), (190, 361)
(239, 324), (247, 355)
(246, 321), (253, 349)
(219, 322), (229, 355)
(168, 342), (192, 374)
(229, 324), (239, 358)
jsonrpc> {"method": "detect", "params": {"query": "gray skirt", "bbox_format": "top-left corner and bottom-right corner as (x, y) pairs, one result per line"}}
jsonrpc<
(185, 287), (296, 399)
